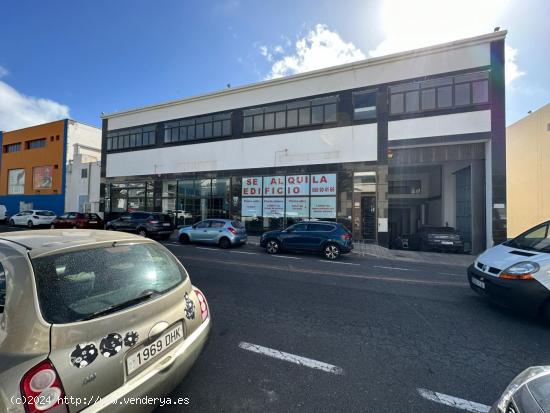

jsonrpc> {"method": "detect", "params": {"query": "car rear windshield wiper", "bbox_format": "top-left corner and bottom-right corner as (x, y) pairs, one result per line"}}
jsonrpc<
(80, 291), (158, 321)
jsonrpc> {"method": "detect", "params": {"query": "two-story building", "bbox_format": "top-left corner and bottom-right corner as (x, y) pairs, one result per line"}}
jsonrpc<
(100, 31), (507, 253)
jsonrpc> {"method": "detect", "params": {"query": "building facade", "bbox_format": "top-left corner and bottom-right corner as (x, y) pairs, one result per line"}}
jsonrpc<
(506, 103), (550, 237)
(65, 143), (102, 213)
(100, 31), (507, 253)
(0, 120), (101, 215)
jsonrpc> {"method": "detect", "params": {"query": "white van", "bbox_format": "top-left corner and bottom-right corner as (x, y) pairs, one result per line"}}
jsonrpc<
(468, 220), (550, 322)
(0, 205), (6, 223)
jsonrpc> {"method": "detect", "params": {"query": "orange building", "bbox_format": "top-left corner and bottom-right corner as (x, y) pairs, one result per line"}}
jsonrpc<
(0, 119), (101, 215)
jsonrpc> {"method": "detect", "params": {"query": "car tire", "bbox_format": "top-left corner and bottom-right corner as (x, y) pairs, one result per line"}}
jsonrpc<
(323, 243), (340, 260)
(179, 234), (190, 244)
(219, 237), (231, 249)
(8, 219), (14, 226)
(265, 239), (280, 254)
(137, 228), (148, 237)
(27, 221), (34, 229)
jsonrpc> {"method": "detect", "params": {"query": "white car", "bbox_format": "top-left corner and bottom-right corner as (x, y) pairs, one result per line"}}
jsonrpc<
(8, 210), (57, 228)
(468, 220), (550, 322)
(0, 205), (6, 222)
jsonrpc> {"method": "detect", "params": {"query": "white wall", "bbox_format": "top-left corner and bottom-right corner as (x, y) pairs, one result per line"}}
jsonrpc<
(388, 110), (491, 141)
(67, 121), (101, 162)
(106, 40), (492, 130)
(106, 124), (377, 177)
(65, 145), (101, 213)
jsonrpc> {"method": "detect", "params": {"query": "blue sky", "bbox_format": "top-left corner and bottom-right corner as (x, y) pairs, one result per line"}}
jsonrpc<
(0, 0), (548, 131)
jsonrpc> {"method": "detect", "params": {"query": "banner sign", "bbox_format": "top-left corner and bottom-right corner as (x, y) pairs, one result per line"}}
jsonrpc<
(310, 174), (336, 195)
(263, 176), (285, 196)
(310, 197), (337, 218)
(263, 197), (285, 218)
(8, 169), (25, 195)
(33, 166), (53, 189)
(242, 198), (262, 216)
(285, 197), (309, 218)
(242, 177), (262, 196)
(286, 175), (310, 196)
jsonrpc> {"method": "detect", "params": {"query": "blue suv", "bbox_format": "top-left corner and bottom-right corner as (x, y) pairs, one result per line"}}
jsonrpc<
(260, 221), (353, 260)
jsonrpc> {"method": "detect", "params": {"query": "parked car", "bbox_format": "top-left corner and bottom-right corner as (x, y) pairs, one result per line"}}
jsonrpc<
(0, 205), (7, 223)
(0, 229), (210, 413)
(106, 211), (174, 239)
(178, 219), (247, 248)
(408, 226), (464, 252)
(260, 221), (353, 260)
(468, 220), (550, 322)
(8, 210), (57, 228)
(51, 212), (104, 229)
(490, 366), (550, 412)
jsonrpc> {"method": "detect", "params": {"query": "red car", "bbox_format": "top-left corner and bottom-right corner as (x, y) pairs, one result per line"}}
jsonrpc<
(51, 212), (104, 229)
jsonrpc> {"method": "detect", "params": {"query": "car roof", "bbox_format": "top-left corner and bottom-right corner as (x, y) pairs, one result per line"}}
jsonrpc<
(0, 229), (150, 258)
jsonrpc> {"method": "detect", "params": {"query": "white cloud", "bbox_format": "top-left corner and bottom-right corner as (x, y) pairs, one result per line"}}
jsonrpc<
(263, 24), (366, 79)
(0, 80), (70, 131)
(0, 66), (8, 78)
(505, 44), (525, 87)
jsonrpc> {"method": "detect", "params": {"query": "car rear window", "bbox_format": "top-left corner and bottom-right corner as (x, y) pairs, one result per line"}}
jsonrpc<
(31, 243), (186, 324)
(309, 223), (335, 232)
(232, 221), (244, 228)
(36, 211), (55, 216)
(152, 214), (172, 222)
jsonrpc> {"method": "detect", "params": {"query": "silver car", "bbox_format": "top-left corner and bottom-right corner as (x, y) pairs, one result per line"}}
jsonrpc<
(491, 366), (550, 412)
(0, 229), (210, 412)
(178, 219), (247, 248)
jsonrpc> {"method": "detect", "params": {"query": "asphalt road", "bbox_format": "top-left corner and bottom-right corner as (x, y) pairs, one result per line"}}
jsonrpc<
(153, 241), (550, 413)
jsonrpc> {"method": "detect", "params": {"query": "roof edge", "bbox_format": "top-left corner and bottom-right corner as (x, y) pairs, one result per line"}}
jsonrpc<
(102, 30), (507, 120)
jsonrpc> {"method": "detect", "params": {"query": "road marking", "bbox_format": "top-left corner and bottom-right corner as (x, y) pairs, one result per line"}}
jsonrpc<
(417, 388), (490, 413)
(195, 247), (219, 251)
(373, 265), (410, 271)
(439, 272), (464, 276)
(238, 342), (343, 375)
(230, 250), (260, 255)
(318, 260), (359, 266)
(271, 255), (301, 260)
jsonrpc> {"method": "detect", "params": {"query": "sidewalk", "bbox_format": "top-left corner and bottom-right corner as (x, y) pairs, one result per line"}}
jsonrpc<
(246, 236), (474, 267)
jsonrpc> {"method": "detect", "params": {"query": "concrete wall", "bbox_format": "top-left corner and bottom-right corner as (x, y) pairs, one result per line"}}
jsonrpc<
(506, 103), (550, 237)
(65, 145), (101, 213)
(67, 121), (101, 162)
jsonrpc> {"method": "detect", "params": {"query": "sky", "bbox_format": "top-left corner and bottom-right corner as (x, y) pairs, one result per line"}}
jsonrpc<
(0, 0), (548, 131)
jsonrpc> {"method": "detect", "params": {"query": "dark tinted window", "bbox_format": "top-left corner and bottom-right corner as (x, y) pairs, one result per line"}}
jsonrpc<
(32, 243), (186, 323)
(232, 221), (244, 228)
(196, 221), (210, 229)
(36, 211), (55, 216)
(0, 263), (5, 313)
(293, 224), (308, 231)
(131, 212), (149, 220)
(152, 214), (171, 222)
(211, 221), (225, 228)
(309, 223), (335, 232)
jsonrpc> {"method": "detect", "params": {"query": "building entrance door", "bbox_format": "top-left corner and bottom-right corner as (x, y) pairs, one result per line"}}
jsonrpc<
(361, 195), (377, 241)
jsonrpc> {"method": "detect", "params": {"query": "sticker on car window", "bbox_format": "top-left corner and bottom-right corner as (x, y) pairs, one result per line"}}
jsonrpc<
(100, 333), (123, 357)
(184, 293), (195, 320)
(71, 343), (98, 368)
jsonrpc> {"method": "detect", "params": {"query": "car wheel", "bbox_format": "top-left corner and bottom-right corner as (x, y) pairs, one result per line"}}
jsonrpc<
(179, 234), (190, 244)
(324, 243), (340, 260)
(137, 228), (148, 237)
(8, 219), (14, 226)
(265, 239), (280, 254)
(219, 237), (231, 249)
(27, 221), (34, 229)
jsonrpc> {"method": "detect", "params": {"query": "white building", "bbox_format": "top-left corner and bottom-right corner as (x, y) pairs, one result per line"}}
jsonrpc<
(65, 143), (102, 213)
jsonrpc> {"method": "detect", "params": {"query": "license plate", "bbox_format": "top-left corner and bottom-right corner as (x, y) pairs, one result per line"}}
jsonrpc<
(441, 241), (453, 245)
(163, 223), (171, 226)
(471, 277), (485, 289)
(126, 323), (183, 374)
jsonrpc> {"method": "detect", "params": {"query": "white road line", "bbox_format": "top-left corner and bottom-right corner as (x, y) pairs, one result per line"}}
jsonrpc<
(373, 265), (410, 271)
(271, 255), (301, 260)
(195, 247), (219, 251)
(238, 342), (343, 375)
(319, 260), (360, 266)
(230, 251), (260, 255)
(439, 272), (464, 276)
(417, 388), (490, 413)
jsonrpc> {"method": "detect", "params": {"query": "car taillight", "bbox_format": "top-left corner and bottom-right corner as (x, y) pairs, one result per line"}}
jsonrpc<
(21, 359), (67, 413)
(227, 227), (237, 235)
(342, 233), (352, 240)
(194, 288), (209, 322)
(149, 220), (159, 224)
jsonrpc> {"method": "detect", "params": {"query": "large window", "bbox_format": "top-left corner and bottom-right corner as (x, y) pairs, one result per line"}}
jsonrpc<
(243, 95), (338, 134)
(388, 180), (422, 195)
(8, 169), (25, 195)
(3, 143), (21, 153)
(164, 113), (232, 143)
(26, 138), (46, 150)
(106, 125), (156, 151)
(353, 90), (377, 120)
(389, 71), (489, 115)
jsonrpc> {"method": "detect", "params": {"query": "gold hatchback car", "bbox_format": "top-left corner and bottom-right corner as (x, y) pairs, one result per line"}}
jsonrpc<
(0, 230), (210, 413)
